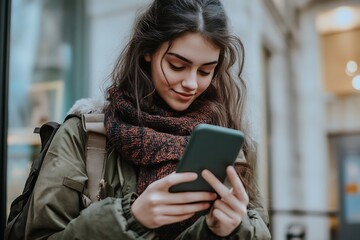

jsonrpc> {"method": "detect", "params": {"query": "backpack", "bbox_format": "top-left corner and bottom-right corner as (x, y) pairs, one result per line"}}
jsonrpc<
(4, 113), (107, 240)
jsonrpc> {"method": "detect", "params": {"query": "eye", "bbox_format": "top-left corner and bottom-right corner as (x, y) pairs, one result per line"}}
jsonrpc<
(169, 63), (185, 71)
(198, 70), (211, 76)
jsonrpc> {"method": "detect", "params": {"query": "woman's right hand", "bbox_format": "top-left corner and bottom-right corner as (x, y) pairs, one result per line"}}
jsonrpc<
(131, 172), (217, 229)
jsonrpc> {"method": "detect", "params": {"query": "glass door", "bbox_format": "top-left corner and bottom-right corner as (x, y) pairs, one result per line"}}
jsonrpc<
(5, 0), (87, 219)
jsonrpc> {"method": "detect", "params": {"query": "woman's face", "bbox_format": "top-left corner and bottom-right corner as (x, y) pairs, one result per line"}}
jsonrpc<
(145, 32), (220, 111)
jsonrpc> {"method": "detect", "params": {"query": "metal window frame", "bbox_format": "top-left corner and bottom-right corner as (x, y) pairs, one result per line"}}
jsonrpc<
(0, 0), (11, 236)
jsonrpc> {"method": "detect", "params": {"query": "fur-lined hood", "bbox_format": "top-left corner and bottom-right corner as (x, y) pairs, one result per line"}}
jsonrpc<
(67, 97), (108, 116)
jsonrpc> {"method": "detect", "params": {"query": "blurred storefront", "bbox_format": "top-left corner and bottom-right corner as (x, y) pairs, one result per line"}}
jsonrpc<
(1, 0), (360, 239)
(5, 0), (88, 222)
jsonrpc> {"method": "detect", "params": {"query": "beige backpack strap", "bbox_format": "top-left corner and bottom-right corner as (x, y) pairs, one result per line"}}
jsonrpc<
(82, 113), (106, 203)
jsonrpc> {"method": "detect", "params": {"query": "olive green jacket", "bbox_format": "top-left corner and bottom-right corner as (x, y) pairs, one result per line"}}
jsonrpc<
(25, 116), (271, 240)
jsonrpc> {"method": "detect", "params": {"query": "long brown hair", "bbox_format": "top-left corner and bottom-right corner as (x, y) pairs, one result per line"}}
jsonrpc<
(106, 0), (261, 207)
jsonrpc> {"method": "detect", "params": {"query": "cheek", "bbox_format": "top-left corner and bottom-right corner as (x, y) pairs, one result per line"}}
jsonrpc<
(197, 79), (212, 94)
(152, 62), (167, 85)
(161, 68), (183, 85)
(153, 61), (176, 85)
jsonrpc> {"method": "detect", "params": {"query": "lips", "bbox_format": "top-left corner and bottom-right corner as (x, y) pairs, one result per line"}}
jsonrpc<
(172, 89), (195, 101)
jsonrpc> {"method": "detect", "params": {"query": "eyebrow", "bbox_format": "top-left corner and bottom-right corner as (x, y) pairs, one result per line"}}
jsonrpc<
(167, 52), (218, 66)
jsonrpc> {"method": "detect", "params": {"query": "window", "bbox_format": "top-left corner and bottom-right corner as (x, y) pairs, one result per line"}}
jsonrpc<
(6, 0), (87, 216)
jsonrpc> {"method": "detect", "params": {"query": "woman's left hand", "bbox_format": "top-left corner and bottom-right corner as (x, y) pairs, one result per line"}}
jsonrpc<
(202, 165), (249, 237)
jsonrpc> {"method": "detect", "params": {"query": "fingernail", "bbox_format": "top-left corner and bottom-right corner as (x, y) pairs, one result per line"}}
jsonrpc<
(202, 169), (209, 176)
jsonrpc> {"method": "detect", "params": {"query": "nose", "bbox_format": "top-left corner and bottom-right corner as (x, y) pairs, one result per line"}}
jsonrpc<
(181, 70), (198, 90)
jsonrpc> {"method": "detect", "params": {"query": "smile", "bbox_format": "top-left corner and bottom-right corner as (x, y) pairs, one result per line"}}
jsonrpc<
(172, 89), (195, 100)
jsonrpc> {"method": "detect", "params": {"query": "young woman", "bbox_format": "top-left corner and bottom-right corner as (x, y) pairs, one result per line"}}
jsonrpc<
(25, 0), (271, 239)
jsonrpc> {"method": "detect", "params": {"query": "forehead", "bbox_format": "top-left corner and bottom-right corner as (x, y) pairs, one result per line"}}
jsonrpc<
(161, 32), (220, 64)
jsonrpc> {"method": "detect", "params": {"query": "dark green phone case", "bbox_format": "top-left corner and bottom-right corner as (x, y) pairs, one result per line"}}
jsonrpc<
(169, 123), (244, 193)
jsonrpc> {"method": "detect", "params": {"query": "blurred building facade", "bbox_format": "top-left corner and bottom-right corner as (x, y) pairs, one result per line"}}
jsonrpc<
(5, 0), (360, 239)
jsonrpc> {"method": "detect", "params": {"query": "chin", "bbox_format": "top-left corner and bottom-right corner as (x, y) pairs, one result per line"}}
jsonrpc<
(168, 102), (191, 112)
(170, 106), (189, 112)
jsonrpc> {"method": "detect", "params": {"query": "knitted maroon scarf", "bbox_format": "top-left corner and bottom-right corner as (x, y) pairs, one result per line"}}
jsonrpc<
(105, 90), (215, 239)
(105, 91), (215, 193)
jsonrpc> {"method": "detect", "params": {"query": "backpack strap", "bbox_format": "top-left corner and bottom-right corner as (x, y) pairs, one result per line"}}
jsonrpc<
(82, 113), (107, 203)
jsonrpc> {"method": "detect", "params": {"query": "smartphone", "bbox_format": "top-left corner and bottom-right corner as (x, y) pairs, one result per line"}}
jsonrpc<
(169, 123), (244, 193)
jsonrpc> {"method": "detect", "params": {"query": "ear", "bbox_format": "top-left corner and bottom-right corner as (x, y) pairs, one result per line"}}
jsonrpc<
(144, 53), (151, 62)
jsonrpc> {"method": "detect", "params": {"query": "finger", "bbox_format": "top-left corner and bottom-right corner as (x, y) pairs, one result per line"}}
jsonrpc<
(211, 207), (232, 224)
(212, 207), (242, 232)
(201, 169), (244, 213)
(167, 191), (217, 204)
(213, 199), (236, 219)
(226, 166), (249, 203)
(156, 172), (198, 189)
(213, 199), (246, 220)
(160, 202), (211, 216)
(201, 169), (232, 197)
